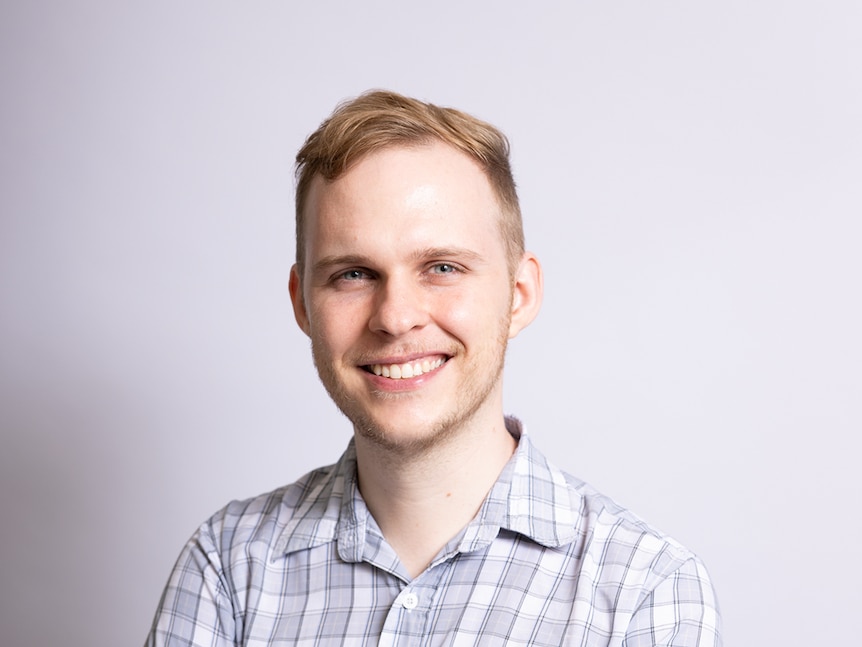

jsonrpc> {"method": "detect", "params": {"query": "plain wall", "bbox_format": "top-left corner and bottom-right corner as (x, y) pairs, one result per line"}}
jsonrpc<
(1, 2), (860, 645)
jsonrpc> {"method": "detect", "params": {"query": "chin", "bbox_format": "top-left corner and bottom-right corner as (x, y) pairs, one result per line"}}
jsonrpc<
(349, 413), (456, 454)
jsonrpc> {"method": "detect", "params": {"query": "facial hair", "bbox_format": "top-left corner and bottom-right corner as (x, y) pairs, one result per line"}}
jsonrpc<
(309, 312), (512, 456)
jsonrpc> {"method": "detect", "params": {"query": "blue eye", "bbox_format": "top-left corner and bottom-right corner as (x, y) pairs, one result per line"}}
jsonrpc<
(338, 269), (367, 281)
(434, 264), (456, 274)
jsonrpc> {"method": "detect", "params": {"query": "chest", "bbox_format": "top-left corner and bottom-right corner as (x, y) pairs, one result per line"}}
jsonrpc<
(235, 537), (629, 647)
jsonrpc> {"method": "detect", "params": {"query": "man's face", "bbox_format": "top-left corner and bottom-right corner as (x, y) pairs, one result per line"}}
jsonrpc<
(290, 142), (538, 453)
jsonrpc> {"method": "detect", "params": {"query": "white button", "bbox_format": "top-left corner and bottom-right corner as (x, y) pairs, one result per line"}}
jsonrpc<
(401, 592), (419, 610)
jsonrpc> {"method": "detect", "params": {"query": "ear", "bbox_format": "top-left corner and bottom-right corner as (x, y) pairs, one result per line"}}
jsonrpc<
(289, 264), (311, 336)
(508, 252), (543, 339)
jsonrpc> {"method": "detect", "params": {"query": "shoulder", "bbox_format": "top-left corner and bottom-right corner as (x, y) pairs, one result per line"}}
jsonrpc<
(526, 442), (721, 641)
(195, 457), (343, 559)
(517, 434), (714, 597)
(564, 473), (702, 582)
(558, 462), (721, 640)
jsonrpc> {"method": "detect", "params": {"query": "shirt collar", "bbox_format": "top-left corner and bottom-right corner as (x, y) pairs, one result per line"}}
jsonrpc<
(457, 417), (579, 552)
(273, 445), (356, 559)
(273, 417), (579, 562)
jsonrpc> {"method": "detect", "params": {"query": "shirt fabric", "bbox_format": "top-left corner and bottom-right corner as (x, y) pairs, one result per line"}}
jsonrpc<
(146, 418), (721, 646)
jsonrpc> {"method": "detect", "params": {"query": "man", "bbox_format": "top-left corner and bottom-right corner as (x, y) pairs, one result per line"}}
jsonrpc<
(146, 90), (722, 646)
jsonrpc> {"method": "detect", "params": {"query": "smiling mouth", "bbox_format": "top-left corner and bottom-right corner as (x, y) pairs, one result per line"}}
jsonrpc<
(363, 356), (448, 380)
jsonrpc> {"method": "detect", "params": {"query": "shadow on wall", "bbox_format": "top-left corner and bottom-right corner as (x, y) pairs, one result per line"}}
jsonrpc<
(0, 373), (177, 645)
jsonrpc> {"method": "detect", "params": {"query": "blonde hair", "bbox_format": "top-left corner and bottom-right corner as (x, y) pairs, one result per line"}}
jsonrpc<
(294, 90), (524, 273)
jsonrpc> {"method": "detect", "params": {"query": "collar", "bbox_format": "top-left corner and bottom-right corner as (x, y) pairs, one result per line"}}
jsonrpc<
(272, 417), (580, 563)
(456, 417), (579, 553)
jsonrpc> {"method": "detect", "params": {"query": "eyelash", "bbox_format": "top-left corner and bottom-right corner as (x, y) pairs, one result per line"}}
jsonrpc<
(330, 263), (464, 285)
(339, 269), (368, 281)
(431, 263), (458, 274)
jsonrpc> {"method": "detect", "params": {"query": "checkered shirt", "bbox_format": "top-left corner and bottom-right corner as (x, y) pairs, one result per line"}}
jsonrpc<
(146, 420), (721, 646)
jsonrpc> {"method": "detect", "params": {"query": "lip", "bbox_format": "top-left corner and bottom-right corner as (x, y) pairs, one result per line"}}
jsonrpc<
(359, 354), (450, 392)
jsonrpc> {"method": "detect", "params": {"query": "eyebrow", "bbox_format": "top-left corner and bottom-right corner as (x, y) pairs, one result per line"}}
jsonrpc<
(311, 254), (371, 276)
(413, 247), (487, 264)
(311, 247), (487, 276)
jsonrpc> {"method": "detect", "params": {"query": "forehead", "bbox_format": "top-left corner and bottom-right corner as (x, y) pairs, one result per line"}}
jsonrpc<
(302, 143), (506, 261)
(307, 142), (497, 209)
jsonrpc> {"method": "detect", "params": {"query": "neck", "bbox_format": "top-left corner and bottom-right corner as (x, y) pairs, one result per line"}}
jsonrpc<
(354, 415), (517, 579)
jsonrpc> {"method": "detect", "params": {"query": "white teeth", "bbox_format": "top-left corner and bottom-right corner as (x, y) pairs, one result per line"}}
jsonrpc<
(370, 358), (445, 380)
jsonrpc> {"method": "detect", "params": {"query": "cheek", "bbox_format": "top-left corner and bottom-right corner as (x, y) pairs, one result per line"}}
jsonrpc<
(310, 298), (368, 349)
(437, 302), (472, 331)
(433, 287), (511, 336)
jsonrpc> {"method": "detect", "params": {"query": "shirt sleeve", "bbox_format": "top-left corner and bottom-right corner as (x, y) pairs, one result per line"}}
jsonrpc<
(145, 522), (239, 647)
(623, 556), (723, 647)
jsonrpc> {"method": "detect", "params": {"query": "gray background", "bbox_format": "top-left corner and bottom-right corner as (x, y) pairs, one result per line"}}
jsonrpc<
(2, 1), (860, 645)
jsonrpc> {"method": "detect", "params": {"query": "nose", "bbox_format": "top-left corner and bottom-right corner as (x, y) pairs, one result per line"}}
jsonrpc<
(368, 275), (430, 337)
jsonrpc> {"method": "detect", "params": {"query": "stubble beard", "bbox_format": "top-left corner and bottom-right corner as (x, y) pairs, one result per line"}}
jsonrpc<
(309, 318), (511, 457)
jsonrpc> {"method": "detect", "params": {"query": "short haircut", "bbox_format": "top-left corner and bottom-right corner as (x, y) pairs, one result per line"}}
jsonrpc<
(294, 90), (524, 275)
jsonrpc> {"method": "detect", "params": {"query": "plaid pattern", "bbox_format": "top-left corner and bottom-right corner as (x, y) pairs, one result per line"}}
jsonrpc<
(146, 419), (721, 646)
